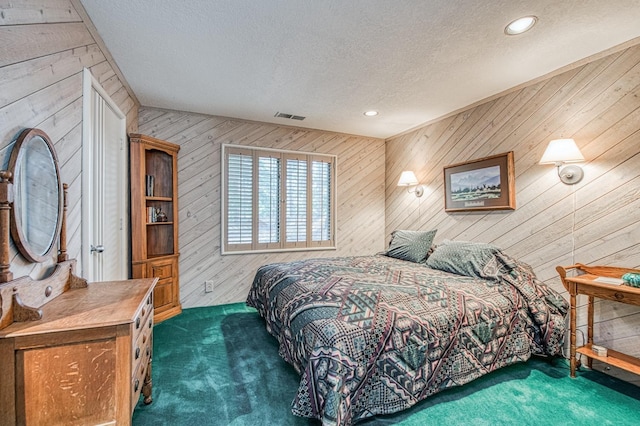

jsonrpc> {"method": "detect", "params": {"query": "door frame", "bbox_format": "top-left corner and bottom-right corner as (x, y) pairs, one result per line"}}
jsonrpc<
(81, 68), (128, 281)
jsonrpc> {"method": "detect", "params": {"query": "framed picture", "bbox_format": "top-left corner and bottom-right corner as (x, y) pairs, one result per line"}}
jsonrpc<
(443, 151), (515, 212)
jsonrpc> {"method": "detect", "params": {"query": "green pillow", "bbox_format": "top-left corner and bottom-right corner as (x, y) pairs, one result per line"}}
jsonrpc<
(385, 229), (437, 264)
(425, 240), (513, 278)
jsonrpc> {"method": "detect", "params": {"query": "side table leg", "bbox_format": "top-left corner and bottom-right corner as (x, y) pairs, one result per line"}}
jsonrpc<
(570, 291), (577, 378)
(587, 295), (594, 370)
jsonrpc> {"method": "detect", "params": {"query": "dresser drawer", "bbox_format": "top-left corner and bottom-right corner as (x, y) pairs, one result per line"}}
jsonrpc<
(132, 323), (152, 370)
(130, 341), (152, 412)
(132, 294), (154, 341)
(130, 293), (154, 413)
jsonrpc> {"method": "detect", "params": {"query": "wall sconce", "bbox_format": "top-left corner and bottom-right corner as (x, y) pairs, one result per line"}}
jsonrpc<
(539, 138), (585, 185)
(397, 171), (424, 197)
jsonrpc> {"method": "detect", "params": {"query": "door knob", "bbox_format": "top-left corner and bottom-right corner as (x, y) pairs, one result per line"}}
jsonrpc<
(91, 245), (105, 254)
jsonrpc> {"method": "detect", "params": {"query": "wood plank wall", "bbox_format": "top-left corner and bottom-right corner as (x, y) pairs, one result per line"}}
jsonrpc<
(0, 0), (138, 279)
(138, 108), (386, 307)
(385, 41), (640, 384)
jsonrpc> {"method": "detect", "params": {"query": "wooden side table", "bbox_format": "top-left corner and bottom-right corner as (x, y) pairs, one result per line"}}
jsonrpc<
(556, 264), (640, 378)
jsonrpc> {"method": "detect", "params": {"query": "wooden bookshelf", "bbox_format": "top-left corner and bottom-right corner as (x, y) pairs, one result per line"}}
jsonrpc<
(130, 134), (181, 323)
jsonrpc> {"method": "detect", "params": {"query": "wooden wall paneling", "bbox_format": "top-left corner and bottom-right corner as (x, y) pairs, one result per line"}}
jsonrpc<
(0, 22), (94, 67)
(55, 123), (83, 171)
(279, 130), (328, 152)
(0, 73), (82, 142)
(385, 99), (499, 229)
(575, 170), (640, 233)
(135, 109), (187, 139)
(407, 48), (636, 255)
(509, 51), (638, 183)
(126, 106), (139, 134)
(41, 96), (84, 143)
(0, 0), (82, 25)
(152, 115), (219, 144)
(385, 41), (640, 385)
(411, 70), (585, 241)
(138, 108), (168, 125)
(221, 122), (280, 147)
(385, 119), (454, 223)
(100, 73), (126, 95)
(69, 0), (139, 109)
(110, 86), (132, 108)
(87, 60), (115, 84)
(0, 44), (104, 108)
(1, 0), (139, 281)
(139, 107), (386, 307)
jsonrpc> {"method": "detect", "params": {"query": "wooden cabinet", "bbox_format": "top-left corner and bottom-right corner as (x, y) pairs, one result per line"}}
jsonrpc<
(130, 134), (181, 323)
(556, 263), (640, 378)
(0, 264), (156, 425)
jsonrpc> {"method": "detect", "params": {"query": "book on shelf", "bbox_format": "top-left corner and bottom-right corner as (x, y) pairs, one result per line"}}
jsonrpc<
(145, 175), (154, 197)
(147, 206), (157, 223)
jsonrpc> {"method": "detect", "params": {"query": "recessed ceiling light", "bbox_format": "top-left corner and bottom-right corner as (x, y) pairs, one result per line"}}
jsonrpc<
(505, 16), (538, 35)
(364, 110), (378, 117)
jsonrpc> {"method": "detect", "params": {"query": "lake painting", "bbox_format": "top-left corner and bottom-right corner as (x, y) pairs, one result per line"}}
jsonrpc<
(450, 165), (501, 201)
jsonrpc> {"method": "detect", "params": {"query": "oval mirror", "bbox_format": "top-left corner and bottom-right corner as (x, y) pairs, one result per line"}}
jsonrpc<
(8, 128), (63, 263)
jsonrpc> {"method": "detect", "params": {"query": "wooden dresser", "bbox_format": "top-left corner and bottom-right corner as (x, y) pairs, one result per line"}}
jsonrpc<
(0, 129), (158, 425)
(0, 263), (157, 425)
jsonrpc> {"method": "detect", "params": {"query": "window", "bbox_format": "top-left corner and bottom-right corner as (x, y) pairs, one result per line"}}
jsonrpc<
(222, 144), (336, 253)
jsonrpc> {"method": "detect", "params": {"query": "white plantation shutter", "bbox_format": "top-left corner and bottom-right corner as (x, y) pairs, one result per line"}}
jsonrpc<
(285, 157), (307, 245)
(258, 155), (280, 245)
(222, 145), (335, 253)
(312, 159), (332, 243)
(226, 151), (253, 248)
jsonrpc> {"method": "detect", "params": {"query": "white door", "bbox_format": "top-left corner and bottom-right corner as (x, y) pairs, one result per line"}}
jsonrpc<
(82, 68), (128, 282)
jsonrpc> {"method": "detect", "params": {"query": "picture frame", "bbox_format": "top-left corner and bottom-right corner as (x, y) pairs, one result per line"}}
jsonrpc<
(443, 151), (515, 212)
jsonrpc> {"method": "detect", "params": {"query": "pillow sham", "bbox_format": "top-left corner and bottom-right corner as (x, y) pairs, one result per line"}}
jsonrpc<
(425, 240), (513, 279)
(385, 229), (437, 264)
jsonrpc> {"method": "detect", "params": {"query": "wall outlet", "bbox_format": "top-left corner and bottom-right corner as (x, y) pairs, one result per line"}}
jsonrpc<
(205, 280), (214, 293)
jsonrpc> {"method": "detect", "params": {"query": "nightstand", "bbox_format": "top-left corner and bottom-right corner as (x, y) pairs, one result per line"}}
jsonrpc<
(556, 264), (640, 378)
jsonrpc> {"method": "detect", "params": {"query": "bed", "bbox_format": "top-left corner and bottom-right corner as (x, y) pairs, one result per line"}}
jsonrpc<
(246, 235), (568, 425)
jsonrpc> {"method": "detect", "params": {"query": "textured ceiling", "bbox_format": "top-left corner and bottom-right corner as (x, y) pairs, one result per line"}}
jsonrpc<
(79, 0), (640, 138)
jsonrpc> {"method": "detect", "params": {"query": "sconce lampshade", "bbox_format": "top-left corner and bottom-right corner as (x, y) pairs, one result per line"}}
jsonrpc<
(397, 171), (419, 186)
(539, 138), (585, 164)
(397, 171), (424, 197)
(539, 138), (585, 185)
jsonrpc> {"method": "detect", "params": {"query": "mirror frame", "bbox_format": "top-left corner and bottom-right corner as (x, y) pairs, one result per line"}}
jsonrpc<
(8, 128), (63, 263)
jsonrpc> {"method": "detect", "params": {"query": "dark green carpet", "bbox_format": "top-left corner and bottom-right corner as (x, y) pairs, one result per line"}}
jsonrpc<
(133, 304), (640, 425)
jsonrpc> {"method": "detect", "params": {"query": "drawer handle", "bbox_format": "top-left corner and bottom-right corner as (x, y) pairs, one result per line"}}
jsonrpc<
(135, 347), (140, 359)
(149, 318), (153, 328)
(142, 334), (147, 344)
(146, 346), (150, 357)
(134, 379), (140, 392)
(614, 292), (624, 300)
(136, 317), (141, 329)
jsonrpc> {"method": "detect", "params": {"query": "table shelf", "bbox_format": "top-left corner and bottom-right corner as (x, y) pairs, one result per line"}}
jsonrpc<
(577, 344), (640, 376)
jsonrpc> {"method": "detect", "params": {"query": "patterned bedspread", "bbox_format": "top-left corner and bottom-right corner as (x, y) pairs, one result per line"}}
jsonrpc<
(246, 253), (568, 425)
